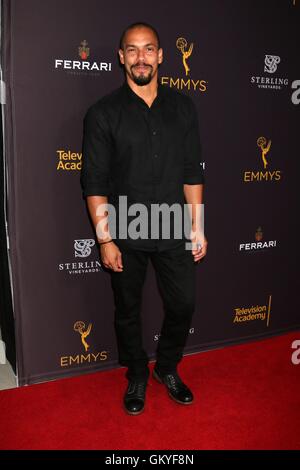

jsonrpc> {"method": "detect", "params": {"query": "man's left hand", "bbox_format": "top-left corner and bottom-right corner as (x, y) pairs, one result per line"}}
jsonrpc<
(191, 230), (208, 263)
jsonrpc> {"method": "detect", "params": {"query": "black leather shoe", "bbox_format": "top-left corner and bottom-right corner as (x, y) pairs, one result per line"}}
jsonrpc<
(153, 369), (194, 405)
(123, 379), (147, 415)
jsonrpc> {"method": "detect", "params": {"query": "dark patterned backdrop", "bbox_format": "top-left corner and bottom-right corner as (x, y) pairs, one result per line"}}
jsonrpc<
(2, 0), (299, 385)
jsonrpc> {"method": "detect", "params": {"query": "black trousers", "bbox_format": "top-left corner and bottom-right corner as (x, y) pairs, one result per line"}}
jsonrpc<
(110, 242), (196, 381)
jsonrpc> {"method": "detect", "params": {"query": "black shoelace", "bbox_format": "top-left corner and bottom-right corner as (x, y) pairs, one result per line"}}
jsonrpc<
(127, 381), (146, 397)
(164, 374), (183, 392)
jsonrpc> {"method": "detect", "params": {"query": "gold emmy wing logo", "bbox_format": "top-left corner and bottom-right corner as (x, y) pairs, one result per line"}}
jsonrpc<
(243, 135), (281, 182)
(79, 40), (90, 60)
(176, 37), (194, 76)
(74, 321), (92, 351)
(257, 136), (272, 169)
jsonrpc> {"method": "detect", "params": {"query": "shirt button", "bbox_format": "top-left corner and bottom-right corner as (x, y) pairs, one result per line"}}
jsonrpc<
(154, 154), (158, 158)
(152, 130), (157, 135)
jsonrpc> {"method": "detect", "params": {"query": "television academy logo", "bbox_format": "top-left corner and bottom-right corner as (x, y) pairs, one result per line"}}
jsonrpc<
(233, 295), (272, 326)
(243, 136), (282, 182)
(60, 321), (108, 368)
(161, 37), (207, 92)
(56, 149), (82, 171)
(58, 239), (101, 275)
(54, 40), (112, 74)
(250, 54), (289, 90)
(239, 227), (277, 252)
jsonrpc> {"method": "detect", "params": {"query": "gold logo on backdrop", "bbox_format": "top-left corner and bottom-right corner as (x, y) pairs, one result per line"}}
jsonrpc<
(176, 37), (194, 76)
(257, 136), (272, 169)
(243, 136), (281, 182)
(56, 149), (82, 171)
(79, 40), (90, 60)
(233, 295), (272, 327)
(59, 321), (108, 368)
(74, 321), (92, 351)
(161, 36), (207, 92)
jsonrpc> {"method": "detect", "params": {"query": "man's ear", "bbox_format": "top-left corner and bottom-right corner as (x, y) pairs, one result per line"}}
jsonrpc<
(158, 48), (163, 65)
(118, 49), (125, 64)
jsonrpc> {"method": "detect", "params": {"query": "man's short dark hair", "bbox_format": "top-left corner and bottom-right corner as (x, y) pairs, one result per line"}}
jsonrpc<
(119, 22), (161, 50)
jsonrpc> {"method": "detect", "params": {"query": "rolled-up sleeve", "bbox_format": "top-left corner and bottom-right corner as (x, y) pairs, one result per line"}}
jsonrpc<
(80, 106), (112, 198)
(184, 99), (205, 185)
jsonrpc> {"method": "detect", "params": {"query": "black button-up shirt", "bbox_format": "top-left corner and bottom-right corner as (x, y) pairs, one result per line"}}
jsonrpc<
(81, 81), (205, 251)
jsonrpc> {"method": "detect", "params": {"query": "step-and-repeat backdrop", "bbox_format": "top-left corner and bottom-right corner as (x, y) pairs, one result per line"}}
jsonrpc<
(2, 0), (299, 385)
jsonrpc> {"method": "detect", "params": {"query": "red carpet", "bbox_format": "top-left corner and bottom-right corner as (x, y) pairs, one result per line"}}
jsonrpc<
(0, 332), (299, 450)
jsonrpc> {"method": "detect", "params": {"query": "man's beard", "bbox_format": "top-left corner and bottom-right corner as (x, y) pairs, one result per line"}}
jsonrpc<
(130, 63), (153, 86)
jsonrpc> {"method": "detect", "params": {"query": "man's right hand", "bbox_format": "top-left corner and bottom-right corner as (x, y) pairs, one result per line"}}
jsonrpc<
(100, 241), (123, 272)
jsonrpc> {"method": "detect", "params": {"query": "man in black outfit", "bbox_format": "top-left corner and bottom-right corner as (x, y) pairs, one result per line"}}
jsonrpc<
(81, 22), (207, 415)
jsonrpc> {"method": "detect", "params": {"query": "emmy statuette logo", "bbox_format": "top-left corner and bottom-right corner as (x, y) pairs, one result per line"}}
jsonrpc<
(176, 37), (194, 76)
(161, 36), (207, 92)
(59, 321), (108, 367)
(257, 136), (272, 169)
(74, 321), (92, 352)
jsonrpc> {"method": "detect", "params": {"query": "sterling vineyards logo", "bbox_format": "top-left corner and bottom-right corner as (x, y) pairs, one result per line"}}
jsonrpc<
(74, 239), (95, 258)
(264, 54), (280, 73)
(250, 54), (289, 91)
(54, 40), (112, 75)
(58, 239), (101, 275)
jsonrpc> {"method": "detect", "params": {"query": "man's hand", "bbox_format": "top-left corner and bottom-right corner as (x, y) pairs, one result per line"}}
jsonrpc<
(100, 242), (123, 272)
(190, 229), (208, 263)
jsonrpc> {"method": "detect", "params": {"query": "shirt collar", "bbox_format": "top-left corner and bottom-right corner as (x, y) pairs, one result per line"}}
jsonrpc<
(123, 81), (166, 108)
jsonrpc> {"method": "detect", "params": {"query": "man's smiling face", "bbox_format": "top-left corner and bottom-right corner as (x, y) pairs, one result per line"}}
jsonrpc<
(119, 26), (163, 86)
